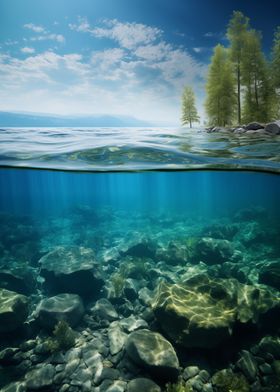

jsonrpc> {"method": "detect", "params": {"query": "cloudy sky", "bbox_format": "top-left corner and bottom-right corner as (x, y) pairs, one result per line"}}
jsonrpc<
(0, 0), (279, 124)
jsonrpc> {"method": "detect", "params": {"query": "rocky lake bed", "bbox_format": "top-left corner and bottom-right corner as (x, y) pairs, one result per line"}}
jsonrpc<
(0, 204), (280, 392)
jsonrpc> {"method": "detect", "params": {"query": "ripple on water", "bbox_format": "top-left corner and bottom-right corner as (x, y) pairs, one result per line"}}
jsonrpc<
(0, 127), (279, 173)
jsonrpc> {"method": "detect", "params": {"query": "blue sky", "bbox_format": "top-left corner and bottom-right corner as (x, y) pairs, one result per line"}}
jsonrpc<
(0, 0), (279, 124)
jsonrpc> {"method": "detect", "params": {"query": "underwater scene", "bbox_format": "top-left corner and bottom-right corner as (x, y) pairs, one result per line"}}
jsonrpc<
(0, 128), (280, 392)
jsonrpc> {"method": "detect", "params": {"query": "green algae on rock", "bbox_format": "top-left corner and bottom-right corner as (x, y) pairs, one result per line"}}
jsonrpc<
(211, 369), (250, 392)
(151, 274), (280, 348)
(0, 288), (29, 333)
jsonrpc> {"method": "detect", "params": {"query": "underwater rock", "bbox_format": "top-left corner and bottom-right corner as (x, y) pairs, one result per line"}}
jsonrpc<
(127, 378), (161, 392)
(39, 246), (104, 297)
(119, 237), (156, 259)
(236, 350), (258, 382)
(152, 274), (280, 348)
(192, 237), (235, 265)
(125, 329), (179, 381)
(89, 298), (119, 322)
(25, 363), (55, 390)
(155, 241), (189, 265)
(0, 288), (29, 333)
(259, 261), (280, 291)
(257, 336), (280, 359)
(1, 382), (26, 392)
(108, 321), (127, 355)
(0, 268), (36, 295)
(234, 206), (266, 222)
(234, 221), (265, 246)
(202, 223), (239, 240)
(211, 368), (250, 392)
(36, 293), (84, 329)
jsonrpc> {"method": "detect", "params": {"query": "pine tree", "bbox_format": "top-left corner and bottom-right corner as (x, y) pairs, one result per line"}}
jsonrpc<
(271, 26), (280, 117)
(205, 44), (236, 126)
(241, 29), (275, 122)
(227, 11), (250, 124)
(181, 86), (200, 128)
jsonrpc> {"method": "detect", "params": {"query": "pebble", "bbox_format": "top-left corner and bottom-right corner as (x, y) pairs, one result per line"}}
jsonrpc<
(183, 366), (200, 380)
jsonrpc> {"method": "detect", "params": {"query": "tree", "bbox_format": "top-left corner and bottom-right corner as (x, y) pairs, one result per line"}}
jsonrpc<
(181, 86), (200, 128)
(205, 44), (236, 126)
(271, 26), (280, 88)
(241, 29), (275, 122)
(227, 11), (250, 124)
(271, 26), (280, 117)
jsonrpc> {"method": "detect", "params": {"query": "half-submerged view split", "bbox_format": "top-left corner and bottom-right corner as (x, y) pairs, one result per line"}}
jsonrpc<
(1, 1), (280, 392)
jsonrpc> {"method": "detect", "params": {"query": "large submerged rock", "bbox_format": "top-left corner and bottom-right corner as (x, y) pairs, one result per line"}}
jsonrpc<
(36, 293), (84, 329)
(39, 246), (104, 297)
(259, 261), (280, 291)
(0, 288), (29, 333)
(125, 329), (179, 381)
(152, 275), (280, 348)
(191, 237), (235, 265)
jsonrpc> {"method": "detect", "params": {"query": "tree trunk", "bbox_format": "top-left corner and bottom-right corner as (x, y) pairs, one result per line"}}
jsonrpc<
(190, 119), (192, 128)
(237, 63), (241, 124)
(254, 74), (259, 109)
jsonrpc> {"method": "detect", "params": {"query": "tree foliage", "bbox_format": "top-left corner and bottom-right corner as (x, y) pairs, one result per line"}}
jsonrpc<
(204, 10), (279, 126)
(227, 11), (250, 123)
(241, 29), (275, 122)
(205, 44), (236, 126)
(181, 86), (200, 128)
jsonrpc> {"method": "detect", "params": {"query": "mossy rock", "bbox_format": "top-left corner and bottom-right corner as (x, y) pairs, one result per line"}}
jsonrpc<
(212, 369), (250, 392)
(152, 274), (280, 348)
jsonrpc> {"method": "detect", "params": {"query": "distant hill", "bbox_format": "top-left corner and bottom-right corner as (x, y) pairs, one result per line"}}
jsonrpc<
(0, 111), (152, 127)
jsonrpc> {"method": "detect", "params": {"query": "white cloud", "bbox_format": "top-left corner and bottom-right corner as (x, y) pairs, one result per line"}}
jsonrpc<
(0, 18), (207, 123)
(21, 47), (35, 54)
(23, 23), (65, 43)
(70, 18), (162, 49)
(30, 34), (65, 43)
(24, 23), (46, 33)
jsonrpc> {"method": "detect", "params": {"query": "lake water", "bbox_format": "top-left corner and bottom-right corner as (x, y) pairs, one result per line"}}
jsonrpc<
(0, 127), (280, 391)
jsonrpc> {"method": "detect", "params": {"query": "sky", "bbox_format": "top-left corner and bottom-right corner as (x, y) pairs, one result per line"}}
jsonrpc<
(0, 0), (280, 125)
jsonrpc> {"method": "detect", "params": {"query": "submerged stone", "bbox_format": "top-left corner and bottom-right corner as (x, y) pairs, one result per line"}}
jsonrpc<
(25, 363), (55, 390)
(0, 288), (29, 333)
(259, 261), (280, 291)
(0, 268), (35, 295)
(152, 274), (280, 348)
(36, 293), (84, 329)
(39, 246), (104, 297)
(125, 329), (179, 381)
(192, 237), (235, 265)
(127, 378), (161, 392)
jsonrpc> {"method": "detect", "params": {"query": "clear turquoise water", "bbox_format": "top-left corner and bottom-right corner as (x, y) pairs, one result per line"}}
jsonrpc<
(0, 127), (280, 390)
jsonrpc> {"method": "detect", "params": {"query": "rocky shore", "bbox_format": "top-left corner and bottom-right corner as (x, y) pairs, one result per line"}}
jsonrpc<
(206, 121), (280, 135)
(0, 206), (280, 392)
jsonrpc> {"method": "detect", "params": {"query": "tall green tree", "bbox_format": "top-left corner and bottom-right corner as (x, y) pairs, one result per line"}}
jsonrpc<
(205, 44), (236, 126)
(227, 11), (250, 124)
(271, 26), (280, 88)
(271, 26), (280, 117)
(241, 29), (275, 122)
(181, 86), (200, 128)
